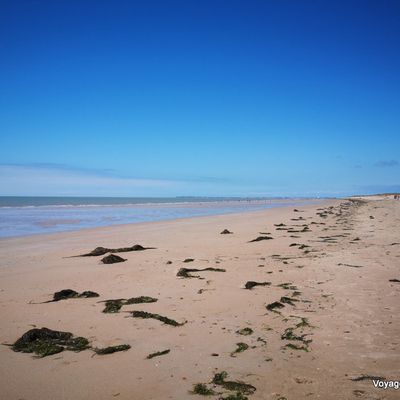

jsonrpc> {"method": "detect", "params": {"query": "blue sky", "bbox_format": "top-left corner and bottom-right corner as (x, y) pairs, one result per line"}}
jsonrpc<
(0, 0), (399, 197)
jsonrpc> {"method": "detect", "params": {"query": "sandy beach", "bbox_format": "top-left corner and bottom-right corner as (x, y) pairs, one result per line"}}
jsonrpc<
(0, 197), (399, 400)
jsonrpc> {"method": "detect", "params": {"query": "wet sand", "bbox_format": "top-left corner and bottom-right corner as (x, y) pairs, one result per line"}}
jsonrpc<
(0, 197), (399, 399)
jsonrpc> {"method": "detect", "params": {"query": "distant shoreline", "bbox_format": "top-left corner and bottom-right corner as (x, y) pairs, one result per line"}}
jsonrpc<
(0, 197), (325, 239)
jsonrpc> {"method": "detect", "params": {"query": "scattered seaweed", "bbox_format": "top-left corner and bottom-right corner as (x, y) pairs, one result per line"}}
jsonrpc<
(281, 328), (308, 342)
(76, 244), (154, 257)
(177, 267), (225, 279)
(221, 229), (233, 234)
(236, 327), (253, 336)
(129, 311), (184, 326)
(212, 371), (256, 395)
(146, 349), (170, 359)
(101, 254), (126, 264)
(389, 279), (400, 283)
(295, 318), (312, 328)
(183, 258), (195, 263)
(244, 281), (271, 290)
(11, 327), (90, 358)
(94, 344), (131, 355)
(277, 283), (298, 290)
(248, 236), (273, 243)
(230, 342), (249, 357)
(192, 383), (216, 396)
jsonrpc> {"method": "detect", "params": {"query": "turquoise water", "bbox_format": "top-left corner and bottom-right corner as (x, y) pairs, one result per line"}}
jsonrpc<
(0, 197), (322, 238)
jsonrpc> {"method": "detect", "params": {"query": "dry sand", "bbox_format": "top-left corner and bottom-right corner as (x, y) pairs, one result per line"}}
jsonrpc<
(0, 197), (399, 400)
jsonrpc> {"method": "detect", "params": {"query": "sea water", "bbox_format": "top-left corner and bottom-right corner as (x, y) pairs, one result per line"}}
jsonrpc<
(0, 196), (322, 238)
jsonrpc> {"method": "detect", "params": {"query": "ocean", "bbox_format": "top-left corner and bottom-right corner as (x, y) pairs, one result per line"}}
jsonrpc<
(0, 196), (323, 238)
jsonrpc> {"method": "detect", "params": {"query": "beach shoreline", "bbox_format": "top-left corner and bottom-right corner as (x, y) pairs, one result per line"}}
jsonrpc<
(0, 198), (326, 241)
(0, 196), (398, 399)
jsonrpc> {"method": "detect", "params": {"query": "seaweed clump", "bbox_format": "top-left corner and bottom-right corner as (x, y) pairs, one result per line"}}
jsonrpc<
(230, 342), (249, 357)
(236, 327), (253, 336)
(125, 296), (158, 304)
(281, 318), (313, 352)
(177, 267), (225, 279)
(221, 229), (233, 234)
(266, 301), (284, 311)
(280, 296), (299, 306)
(129, 311), (184, 326)
(102, 299), (125, 313)
(101, 254), (126, 264)
(77, 244), (154, 257)
(11, 327), (90, 358)
(212, 371), (256, 395)
(244, 281), (271, 290)
(146, 349), (170, 359)
(101, 296), (158, 313)
(351, 375), (385, 382)
(220, 393), (249, 400)
(192, 383), (216, 396)
(284, 343), (309, 352)
(281, 328), (308, 342)
(277, 282), (298, 290)
(94, 344), (131, 355)
(39, 289), (100, 303)
(248, 236), (273, 243)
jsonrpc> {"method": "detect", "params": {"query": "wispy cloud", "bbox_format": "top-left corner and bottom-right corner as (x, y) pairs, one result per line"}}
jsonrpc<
(0, 163), (238, 196)
(374, 160), (399, 168)
(0, 164), (177, 196)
